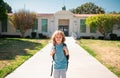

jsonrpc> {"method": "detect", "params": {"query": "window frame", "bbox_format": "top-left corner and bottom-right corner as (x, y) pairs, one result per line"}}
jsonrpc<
(41, 19), (48, 32)
(80, 19), (86, 33)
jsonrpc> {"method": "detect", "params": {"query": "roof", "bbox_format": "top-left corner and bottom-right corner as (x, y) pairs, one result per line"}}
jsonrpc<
(8, 13), (13, 16)
(73, 14), (96, 17)
(37, 13), (54, 17)
(8, 12), (120, 18)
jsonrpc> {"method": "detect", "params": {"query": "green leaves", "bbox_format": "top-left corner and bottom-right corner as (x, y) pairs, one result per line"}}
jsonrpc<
(70, 2), (105, 14)
(86, 14), (120, 39)
(0, 0), (7, 20)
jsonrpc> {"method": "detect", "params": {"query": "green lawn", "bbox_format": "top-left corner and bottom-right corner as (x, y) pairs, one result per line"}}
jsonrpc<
(77, 39), (120, 78)
(0, 38), (49, 78)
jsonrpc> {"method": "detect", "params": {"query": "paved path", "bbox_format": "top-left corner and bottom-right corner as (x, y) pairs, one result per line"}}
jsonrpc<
(6, 37), (118, 78)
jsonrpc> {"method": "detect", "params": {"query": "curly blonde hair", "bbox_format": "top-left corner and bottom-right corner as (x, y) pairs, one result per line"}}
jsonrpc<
(51, 30), (65, 45)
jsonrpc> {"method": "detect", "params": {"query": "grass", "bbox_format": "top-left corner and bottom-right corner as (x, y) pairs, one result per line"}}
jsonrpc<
(77, 39), (120, 78)
(0, 38), (49, 78)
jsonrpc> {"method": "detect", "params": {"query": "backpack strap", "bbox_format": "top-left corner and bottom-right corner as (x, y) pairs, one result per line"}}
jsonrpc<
(63, 43), (66, 46)
(50, 61), (54, 76)
(52, 45), (55, 60)
(63, 43), (69, 71)
(50, 45), (55, 76)
(63, 43), (69, 60)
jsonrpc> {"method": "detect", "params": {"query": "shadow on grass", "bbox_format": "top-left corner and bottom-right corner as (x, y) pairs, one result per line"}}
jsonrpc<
(0, 38), (42, 60)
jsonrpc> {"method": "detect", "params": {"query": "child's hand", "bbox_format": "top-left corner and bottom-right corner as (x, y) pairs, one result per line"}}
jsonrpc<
(50, 49), (55, 56)
(63, 46), (69, 56)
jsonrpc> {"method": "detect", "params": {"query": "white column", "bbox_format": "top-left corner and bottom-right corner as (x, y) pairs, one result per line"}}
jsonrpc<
(37, 18), (41, 34)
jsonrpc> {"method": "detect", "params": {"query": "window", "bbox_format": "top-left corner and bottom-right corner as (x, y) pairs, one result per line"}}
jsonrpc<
(90, 26), (96, 33)
(41, 19), (48, 32)
(2, 19), (7, 32)
(32, 19), (38, 32)
(80, 19), (86, 33)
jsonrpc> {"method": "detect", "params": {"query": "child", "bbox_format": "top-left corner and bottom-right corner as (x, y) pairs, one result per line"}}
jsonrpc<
(50, 30), (69, 78)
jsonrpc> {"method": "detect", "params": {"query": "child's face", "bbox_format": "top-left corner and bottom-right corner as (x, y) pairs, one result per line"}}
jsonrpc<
(55, 34), (63, 44)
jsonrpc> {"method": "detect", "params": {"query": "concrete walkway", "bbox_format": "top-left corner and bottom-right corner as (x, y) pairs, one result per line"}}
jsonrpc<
(6, 37), (118, 78)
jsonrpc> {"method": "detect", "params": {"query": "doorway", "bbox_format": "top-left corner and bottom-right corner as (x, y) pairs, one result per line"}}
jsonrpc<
(58, 19), (69, 36)
(58, 25), (69, 36)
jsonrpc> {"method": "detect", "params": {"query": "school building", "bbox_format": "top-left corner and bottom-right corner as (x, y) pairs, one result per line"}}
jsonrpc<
(0, 10), (120, 39)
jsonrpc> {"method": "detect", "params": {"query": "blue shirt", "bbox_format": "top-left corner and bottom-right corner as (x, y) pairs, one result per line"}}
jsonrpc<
(52, 43), (67, 69)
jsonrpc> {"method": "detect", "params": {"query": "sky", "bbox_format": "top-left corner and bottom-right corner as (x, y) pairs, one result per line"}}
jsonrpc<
(4, 0), (120, 13)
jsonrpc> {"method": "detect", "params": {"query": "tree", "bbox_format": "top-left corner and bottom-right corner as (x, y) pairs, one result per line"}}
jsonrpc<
(70, 2), (105, 14)
(0, 0), (7, 21)
(86, 14), (120, 39)
(115, 15), (120, 29)
(5, 2), (12, 13)
(9, 9), (36, 37)
(108, 11), (120, 14)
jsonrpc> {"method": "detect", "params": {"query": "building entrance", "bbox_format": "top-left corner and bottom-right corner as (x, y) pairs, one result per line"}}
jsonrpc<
(58, 19), (69, 36)
(58, 25), (69, 36)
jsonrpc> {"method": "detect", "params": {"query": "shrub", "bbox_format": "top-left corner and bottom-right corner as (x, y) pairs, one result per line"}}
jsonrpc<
(31, 32), (37, 38)
(117, 36), (120, 40)
(109, 33), (117, 40)
(98, 36), (104, 40)
(0, 35), (21, 38)
(25, 36), (30, 38)
(80, 36), (95, 39)
(38, 33), (47, 39)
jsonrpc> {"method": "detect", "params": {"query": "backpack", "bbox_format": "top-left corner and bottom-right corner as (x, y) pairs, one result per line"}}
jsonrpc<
(50, 43), (69, 76)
